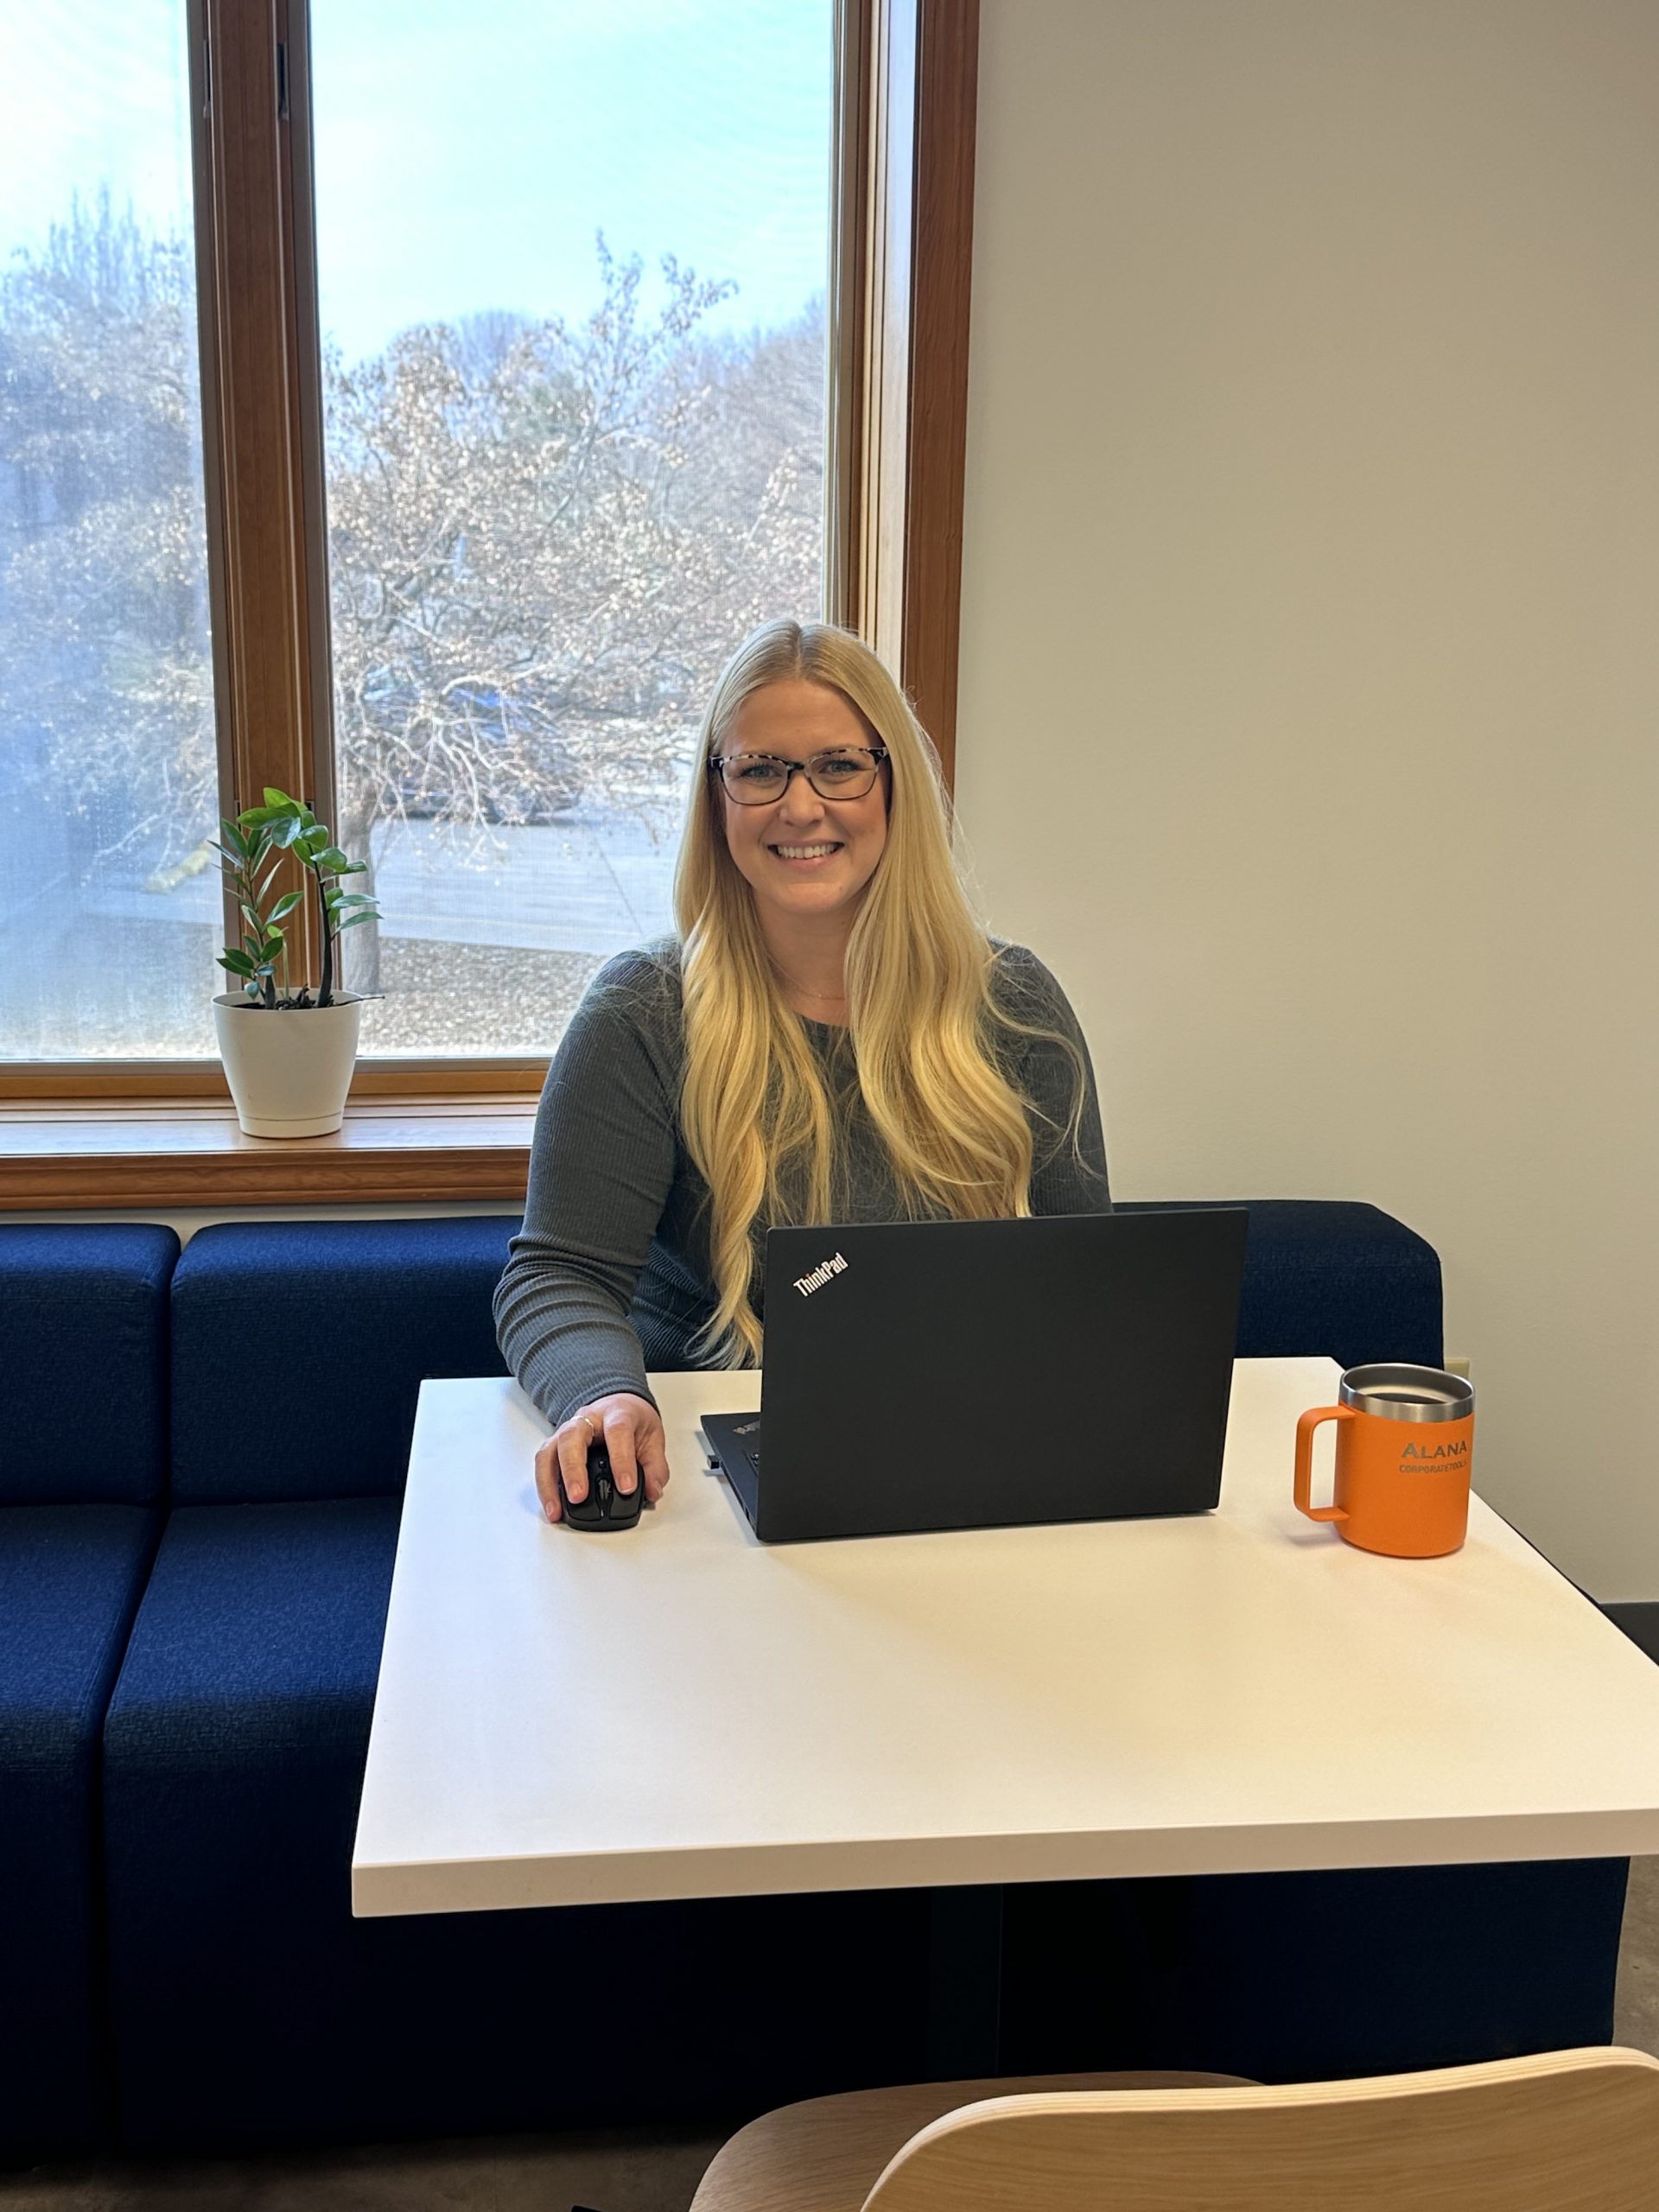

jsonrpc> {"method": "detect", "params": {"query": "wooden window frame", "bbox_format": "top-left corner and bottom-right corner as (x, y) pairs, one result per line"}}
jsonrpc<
(1, 0), (979, 1204)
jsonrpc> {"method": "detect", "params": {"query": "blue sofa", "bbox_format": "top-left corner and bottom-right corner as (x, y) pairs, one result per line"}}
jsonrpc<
(0, 1205), (1628, 2164)
(0, 1226), (176, 2158)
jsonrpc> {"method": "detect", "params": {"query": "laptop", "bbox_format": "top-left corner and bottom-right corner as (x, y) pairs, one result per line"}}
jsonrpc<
(700, 1206), (1248, 1544)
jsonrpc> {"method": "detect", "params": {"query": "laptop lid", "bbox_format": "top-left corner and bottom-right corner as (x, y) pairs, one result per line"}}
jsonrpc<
(730, 1207), (1246, 1543)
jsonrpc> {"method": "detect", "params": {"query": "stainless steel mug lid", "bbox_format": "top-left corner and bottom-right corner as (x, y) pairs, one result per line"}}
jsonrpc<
(1338, 1363), (1474, 1423)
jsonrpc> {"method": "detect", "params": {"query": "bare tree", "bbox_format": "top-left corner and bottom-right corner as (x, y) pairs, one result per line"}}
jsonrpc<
(2, 209), (826, 988)
(0, 191), (214, 868)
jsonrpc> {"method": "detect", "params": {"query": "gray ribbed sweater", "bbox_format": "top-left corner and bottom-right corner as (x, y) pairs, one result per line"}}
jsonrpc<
(493, 937), (1112, 1426)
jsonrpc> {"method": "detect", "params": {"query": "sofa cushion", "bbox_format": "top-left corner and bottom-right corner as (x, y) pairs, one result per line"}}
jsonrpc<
(0, 1223), (177, 1505)
(170, 1217), (515, 1504)
(0, 1503), (156, 2158)
(167, 1206), (1441, 1510)
(104, 1497), (401, 1773)
(102, 1496), (926, 2152)
(1120, 1200), (1443, 1370)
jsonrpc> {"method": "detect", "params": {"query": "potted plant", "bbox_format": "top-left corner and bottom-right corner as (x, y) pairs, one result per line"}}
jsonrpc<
(211, 789), (381, 1137)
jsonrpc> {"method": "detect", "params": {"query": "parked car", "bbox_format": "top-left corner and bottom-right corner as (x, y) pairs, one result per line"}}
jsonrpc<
(361, 676), (583, 824)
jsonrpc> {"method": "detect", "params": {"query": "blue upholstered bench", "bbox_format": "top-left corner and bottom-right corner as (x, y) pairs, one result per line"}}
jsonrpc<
(99, 1217), (926, 2153)
(0, 1203), (1628, 2161)
(94, 1201), (1453, 2155)
(1116, 1198), (1445, 1370)
(0, 1224), (177, 2163)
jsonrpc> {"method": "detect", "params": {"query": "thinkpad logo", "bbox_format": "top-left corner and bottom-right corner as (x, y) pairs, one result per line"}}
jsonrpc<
(793, 1250), (849, 1300)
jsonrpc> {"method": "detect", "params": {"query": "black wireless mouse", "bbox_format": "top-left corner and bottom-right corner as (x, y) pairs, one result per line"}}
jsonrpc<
(556, 1440), (644, 1531)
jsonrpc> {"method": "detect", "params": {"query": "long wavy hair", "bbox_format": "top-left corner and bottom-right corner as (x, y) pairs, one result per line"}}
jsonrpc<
(674, 620), (1071, 1366)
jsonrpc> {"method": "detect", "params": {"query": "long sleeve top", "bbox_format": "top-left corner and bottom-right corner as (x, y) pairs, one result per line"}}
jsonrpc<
(493, 936), (1111, 1425)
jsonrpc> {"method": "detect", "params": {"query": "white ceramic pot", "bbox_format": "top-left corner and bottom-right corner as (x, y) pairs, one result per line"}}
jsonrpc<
(213, 993), (364, 1138)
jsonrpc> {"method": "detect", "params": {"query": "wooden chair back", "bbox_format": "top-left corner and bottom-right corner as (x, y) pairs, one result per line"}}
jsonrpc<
(860, 2047), (1659, 2212)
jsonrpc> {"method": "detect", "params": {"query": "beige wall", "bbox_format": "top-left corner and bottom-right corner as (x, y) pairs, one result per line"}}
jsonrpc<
(955, 0), (1659, 1597)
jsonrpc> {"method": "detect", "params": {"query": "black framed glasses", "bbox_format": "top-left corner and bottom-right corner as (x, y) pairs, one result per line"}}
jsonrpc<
(709, 746), (889, 805)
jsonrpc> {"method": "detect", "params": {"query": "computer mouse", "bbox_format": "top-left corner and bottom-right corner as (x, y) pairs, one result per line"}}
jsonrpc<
(556, 1440), (644, 1531)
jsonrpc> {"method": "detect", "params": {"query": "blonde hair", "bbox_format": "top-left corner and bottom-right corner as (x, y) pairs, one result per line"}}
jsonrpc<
(674, 620), (1073, 1366)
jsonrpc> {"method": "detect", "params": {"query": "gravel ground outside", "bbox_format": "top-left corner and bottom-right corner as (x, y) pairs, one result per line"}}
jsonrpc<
(362, 938), (603, 1055)
(0, 920), (603, 1062)
(2, 796), (673, 1062)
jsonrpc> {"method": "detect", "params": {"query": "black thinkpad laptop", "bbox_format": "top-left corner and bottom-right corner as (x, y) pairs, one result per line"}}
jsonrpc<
(700, 1207), (1248, 1544)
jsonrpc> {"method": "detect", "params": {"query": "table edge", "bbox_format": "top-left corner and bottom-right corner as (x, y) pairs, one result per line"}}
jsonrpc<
(352, 1805), (1659, 1917)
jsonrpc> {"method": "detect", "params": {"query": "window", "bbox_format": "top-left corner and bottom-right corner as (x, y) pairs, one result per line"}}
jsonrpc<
(0, 1), (218, 1059)
(0, 0), (976, 1147)
(308, 1), (833, 1054)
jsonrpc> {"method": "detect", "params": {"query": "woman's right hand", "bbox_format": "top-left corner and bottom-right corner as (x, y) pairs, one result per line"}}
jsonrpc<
(535, 1391), (671, 1523)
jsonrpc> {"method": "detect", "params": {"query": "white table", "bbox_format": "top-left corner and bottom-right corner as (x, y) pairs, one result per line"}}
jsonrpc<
(354, 1357), (1659, 1920)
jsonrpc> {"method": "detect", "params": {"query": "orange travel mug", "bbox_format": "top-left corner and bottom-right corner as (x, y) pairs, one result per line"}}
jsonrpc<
(1294, 1363), (1475, 1558)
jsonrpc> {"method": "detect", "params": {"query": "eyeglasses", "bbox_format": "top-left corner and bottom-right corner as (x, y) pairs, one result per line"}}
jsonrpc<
(709, 746), (889, 805)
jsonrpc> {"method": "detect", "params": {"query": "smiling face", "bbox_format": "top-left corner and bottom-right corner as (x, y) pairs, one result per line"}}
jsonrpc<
(714, 679), (890, 938)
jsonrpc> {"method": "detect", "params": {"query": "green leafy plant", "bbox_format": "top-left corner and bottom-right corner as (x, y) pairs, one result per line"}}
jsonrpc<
(212, 790), (380, 1008)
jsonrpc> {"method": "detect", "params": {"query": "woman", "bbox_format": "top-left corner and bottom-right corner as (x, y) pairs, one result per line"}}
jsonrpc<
(493, 620), (1111, 1520)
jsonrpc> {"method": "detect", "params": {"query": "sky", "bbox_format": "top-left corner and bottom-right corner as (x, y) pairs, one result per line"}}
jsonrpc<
(0, 0), (834, 361)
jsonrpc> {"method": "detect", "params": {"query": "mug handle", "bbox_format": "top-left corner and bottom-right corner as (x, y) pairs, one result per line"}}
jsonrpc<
(1294, 1405), (1355, 1522)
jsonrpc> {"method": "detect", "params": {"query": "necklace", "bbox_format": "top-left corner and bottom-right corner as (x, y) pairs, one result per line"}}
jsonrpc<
(772, 963), (848, 1004)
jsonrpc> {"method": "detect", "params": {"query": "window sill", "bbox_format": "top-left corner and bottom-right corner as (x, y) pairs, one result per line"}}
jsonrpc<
(0, 1093), (537, 1208)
